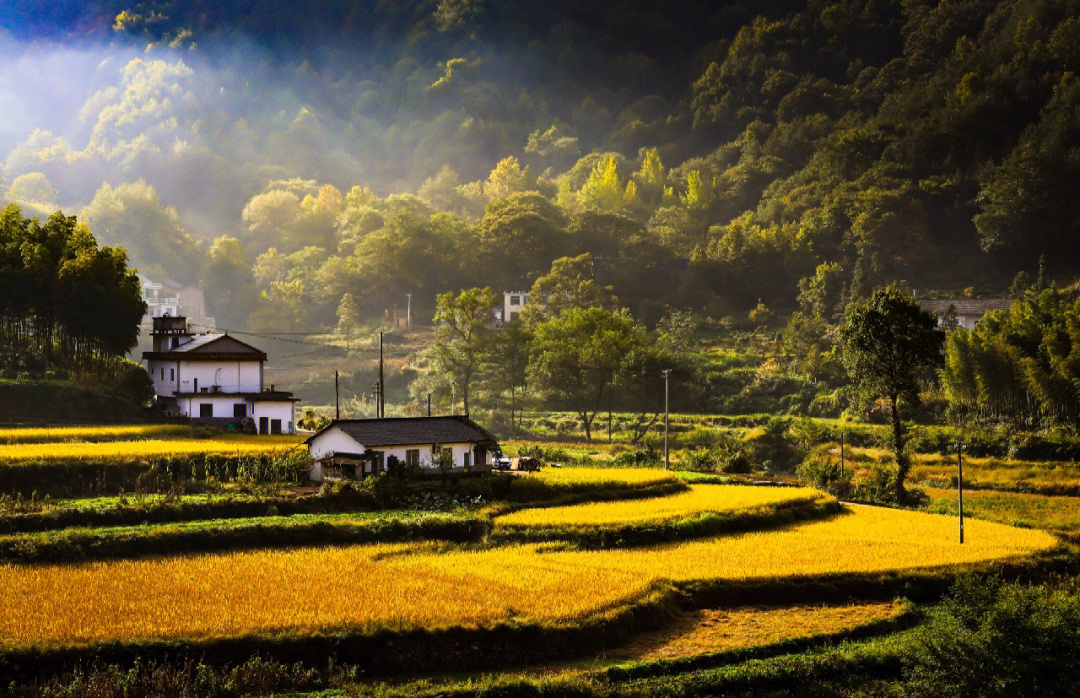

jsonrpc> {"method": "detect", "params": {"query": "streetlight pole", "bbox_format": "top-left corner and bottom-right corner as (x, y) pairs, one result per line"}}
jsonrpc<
(957, 439), (965, 544)
(662, 369), (671, 471)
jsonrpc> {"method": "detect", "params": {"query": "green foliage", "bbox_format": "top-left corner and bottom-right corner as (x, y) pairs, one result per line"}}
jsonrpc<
(682, 432), (753, 473)
(906, 576), (1080, 697)
(0, 205), (146, 375)
(941, 290), (1080, 427)
(528, 307), (645, 441)
(839, 287), (944, 501)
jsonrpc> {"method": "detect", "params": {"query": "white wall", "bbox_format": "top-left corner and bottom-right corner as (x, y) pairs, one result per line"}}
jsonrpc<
(251, 401), (295, 434)
(180, 395), (247, 419)
(503, 291), (530, 323)
(177, 360), (262, 394)
(308, 426), (361, 460)
(148, 359), (179, 396)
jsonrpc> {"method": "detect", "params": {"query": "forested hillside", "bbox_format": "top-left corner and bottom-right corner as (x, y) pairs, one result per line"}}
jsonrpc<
(2, 0), (1079, 330)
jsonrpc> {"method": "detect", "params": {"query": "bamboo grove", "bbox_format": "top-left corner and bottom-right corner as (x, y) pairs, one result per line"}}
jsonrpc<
(0, 204), (145, 375)
(941, 289), (1080, 427)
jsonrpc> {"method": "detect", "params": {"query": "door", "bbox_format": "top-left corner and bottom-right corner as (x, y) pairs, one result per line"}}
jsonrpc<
(259, 417), (269, 434)
(270, 419), (282, 434)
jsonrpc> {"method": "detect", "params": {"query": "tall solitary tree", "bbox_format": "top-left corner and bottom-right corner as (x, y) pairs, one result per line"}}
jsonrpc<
(429, 287), (498, 415)
(838, 287), (944, 502)
(528, 306), (642, 441)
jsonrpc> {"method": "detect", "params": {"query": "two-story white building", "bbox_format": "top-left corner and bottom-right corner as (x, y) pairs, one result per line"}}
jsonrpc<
(143, 316), (298, 434)
(502, 291), (531, 323)
(305, 416), (498, 480)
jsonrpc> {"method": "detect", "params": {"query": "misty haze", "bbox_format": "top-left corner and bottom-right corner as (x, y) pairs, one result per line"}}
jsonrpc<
(2, 1), (1080, 696)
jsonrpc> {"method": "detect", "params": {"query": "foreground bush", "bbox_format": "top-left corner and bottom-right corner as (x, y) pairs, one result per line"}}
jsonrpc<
(905, 576), (1080, 697)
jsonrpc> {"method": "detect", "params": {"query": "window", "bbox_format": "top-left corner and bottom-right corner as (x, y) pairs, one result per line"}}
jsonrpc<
(160, 367), (164, 380)
(169, 368), (175, 381)
(270, 419), (282, 434)
(233, 403), (247, 418)
(463, 451), (471, 468)
(522, 294), (529, 305)
(509, 311), (518, 322)
(510, 295), (520, 305)
(406, 449), (420, 467)
(199, 403), (213, 418)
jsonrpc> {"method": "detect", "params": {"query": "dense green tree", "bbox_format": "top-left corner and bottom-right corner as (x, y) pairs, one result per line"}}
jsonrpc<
(0, 204), (144, 373)
(528, 306), (642, 441)
(426, 287), (498, 415)
(526, 253), (616, 322)
(475, 193), (567, 288)
(838, 287), (944, 501)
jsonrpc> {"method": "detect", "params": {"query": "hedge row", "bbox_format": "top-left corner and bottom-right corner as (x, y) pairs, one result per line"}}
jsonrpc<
(0, 511), (490, 565)
(0, 452), (310, 498)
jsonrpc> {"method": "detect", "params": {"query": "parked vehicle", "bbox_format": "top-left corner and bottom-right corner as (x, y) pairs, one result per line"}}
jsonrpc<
(510, 456), (541, 472)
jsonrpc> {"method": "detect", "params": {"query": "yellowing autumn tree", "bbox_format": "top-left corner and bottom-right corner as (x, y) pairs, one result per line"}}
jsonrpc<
(578, 154), (635, 213)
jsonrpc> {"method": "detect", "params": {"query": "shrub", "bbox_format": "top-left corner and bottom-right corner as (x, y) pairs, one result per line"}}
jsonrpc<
(905, 576), (1080, 697)
(796, 455), (852, 499)
(682, 434), (752, 473)
(613, 447), (661, 468)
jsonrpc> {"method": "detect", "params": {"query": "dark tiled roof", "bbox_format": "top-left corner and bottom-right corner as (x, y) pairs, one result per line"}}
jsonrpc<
(919, 298), (1015, 316)
(305, 416), (497, 447)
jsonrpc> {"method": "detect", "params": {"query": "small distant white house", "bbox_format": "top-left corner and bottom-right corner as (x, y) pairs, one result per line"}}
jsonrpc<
(501, 291), (531, 323)
(919, 298), (1015, 331)
(142, 316), (298, 434)
(138, 275), (216, 330)
(305, 416), (499, 481)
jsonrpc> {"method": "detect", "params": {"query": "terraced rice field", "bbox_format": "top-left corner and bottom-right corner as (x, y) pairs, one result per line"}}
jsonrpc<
(497, 484), (825, 527)
(0, 437), (298, 463)
(926, 487), (1080, 536)
(611, 601), (905, 660)
(0, 504), (1055, 650)
(529, 467), (677, 487)
(0, 425), (193, 445)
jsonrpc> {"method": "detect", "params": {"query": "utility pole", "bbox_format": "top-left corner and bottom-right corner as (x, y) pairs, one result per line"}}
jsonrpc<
(957, 439), (965, 544)
(334, 369), (340, 420)
(839, 429), (845, 479)
(662, 369), (671, 471)
(378, 331), (384, 419)
(406, 292), (412, 334)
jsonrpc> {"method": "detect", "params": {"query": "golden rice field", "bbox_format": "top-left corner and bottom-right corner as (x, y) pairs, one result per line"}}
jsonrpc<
(0, 505), (1055, 650)
(839, 446), (1080, 493)
(0, 437), (298, 463)
(530, 466), (677, 487)
(611, 601), (905, 660)
(0, 424), (192, 445)
(497, 484), (826, 527)
(926, 487), (1080, 536)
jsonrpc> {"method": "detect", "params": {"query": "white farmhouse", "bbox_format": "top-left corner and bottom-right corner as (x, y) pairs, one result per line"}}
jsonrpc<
(142, 316), (298, 434)
(918, 298), (1015, 330)
(305, 416), (498, 480)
